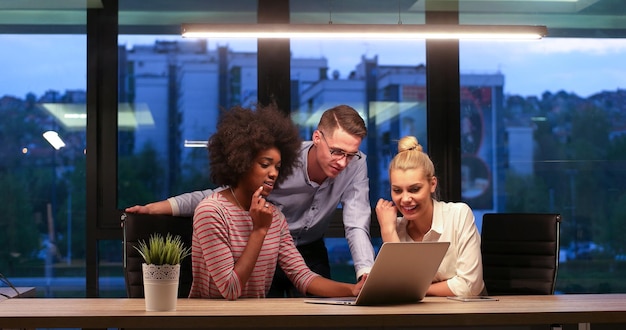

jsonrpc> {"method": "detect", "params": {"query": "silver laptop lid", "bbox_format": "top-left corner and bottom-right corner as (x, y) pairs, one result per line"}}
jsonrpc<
(354, 241), (450, 305)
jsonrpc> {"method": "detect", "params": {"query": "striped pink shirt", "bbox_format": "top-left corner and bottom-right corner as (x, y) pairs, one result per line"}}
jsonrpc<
(189, 192), (318, 300)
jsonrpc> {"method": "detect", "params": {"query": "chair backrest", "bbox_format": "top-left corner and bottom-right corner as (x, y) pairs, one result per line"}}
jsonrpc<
(121, 212), (193, 298)
(481, 213), (561, 295)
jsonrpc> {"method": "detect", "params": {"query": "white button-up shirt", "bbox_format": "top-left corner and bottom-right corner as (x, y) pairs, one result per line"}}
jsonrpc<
(396, 199), (485, 296)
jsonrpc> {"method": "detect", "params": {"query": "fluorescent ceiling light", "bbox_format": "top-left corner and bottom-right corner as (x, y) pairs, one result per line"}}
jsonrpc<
(182, 23), (547, 40)
(43, 131), (66, 150)
(184, 140), (208, 148)
(41, 103), (155, 130)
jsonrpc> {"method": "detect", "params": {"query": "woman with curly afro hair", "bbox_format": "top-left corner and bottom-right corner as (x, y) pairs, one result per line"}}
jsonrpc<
(207, 104), (301, 190)
(189, 104), (365, 300)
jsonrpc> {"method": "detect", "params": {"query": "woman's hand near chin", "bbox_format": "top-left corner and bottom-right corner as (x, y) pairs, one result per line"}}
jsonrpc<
(375, 198), (400, 242)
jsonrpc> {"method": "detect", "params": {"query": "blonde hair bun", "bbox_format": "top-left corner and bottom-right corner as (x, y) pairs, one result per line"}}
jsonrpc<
(398, 136), (422, 153)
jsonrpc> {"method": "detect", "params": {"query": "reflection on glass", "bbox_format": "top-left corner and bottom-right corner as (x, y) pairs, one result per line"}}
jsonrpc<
(117, 36), (257, 207)
(459, 86), (497, 210)
(461, 38), (626, 293)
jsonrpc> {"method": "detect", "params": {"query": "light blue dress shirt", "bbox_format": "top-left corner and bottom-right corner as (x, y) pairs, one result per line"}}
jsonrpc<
(168, 141), (375, 277)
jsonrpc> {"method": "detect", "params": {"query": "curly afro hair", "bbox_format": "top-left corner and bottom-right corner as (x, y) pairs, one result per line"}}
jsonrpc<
(207, 103), (302, 188)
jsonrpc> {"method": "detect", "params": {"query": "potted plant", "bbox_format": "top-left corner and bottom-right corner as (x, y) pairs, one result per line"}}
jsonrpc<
(135, 233), (191, 311)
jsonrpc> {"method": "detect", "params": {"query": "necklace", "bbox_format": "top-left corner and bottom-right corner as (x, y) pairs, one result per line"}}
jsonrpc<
(229, 186), (245, 210)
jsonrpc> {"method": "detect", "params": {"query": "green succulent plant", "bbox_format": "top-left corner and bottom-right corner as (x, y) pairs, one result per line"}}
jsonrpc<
(134, 233), (191, 265)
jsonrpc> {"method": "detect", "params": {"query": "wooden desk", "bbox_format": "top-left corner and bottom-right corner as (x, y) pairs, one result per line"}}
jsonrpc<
(1, 294), (625, 329)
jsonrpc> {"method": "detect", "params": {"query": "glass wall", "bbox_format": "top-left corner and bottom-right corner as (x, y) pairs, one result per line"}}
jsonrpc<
(0, 33), (87, 297)
(116, 35), (258, 207)
(116, 1), (259, 208)
(112, 1), (259, 296)
(2, 1), (625, 298)
(113, 1), (626, 293)
(460, 38), (626, 293)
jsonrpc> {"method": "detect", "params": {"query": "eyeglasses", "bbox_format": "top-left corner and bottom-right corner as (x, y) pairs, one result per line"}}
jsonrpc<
(318, 131), (362, 162)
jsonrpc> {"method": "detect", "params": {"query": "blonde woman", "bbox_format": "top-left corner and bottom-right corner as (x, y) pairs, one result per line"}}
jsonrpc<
(375, 136), (485, 297)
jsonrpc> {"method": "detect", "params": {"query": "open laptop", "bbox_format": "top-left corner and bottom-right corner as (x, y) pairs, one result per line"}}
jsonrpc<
(305, 241), (450, 306)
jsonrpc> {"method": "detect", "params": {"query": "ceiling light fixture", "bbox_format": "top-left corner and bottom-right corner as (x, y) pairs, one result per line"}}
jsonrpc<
(181, 23), (547, 40)
(43, 131), (66, 150)
(184, 140), (208, 148)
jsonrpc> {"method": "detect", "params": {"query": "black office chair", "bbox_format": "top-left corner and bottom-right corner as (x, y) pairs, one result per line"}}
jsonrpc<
(481, 213), (561, 295)
(121, 212), (194, 298)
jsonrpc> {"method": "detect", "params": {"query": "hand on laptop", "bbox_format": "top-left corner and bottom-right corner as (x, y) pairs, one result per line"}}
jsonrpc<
(352, 273), (368, 296)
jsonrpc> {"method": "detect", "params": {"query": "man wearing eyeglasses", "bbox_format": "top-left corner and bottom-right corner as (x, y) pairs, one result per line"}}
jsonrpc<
(125, 104), (375, 297)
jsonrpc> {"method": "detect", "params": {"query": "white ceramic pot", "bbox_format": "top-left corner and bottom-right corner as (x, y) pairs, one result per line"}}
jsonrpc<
(142, 263), (180, 311)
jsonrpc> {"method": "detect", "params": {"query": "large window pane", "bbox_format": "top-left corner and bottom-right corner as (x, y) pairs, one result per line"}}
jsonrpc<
(0, 33), (87, 297)
(117, 36), (258, 207)
(461, 38), (626, 293)
(117, 1), (258, 208)
(114, 0), (259, 296)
